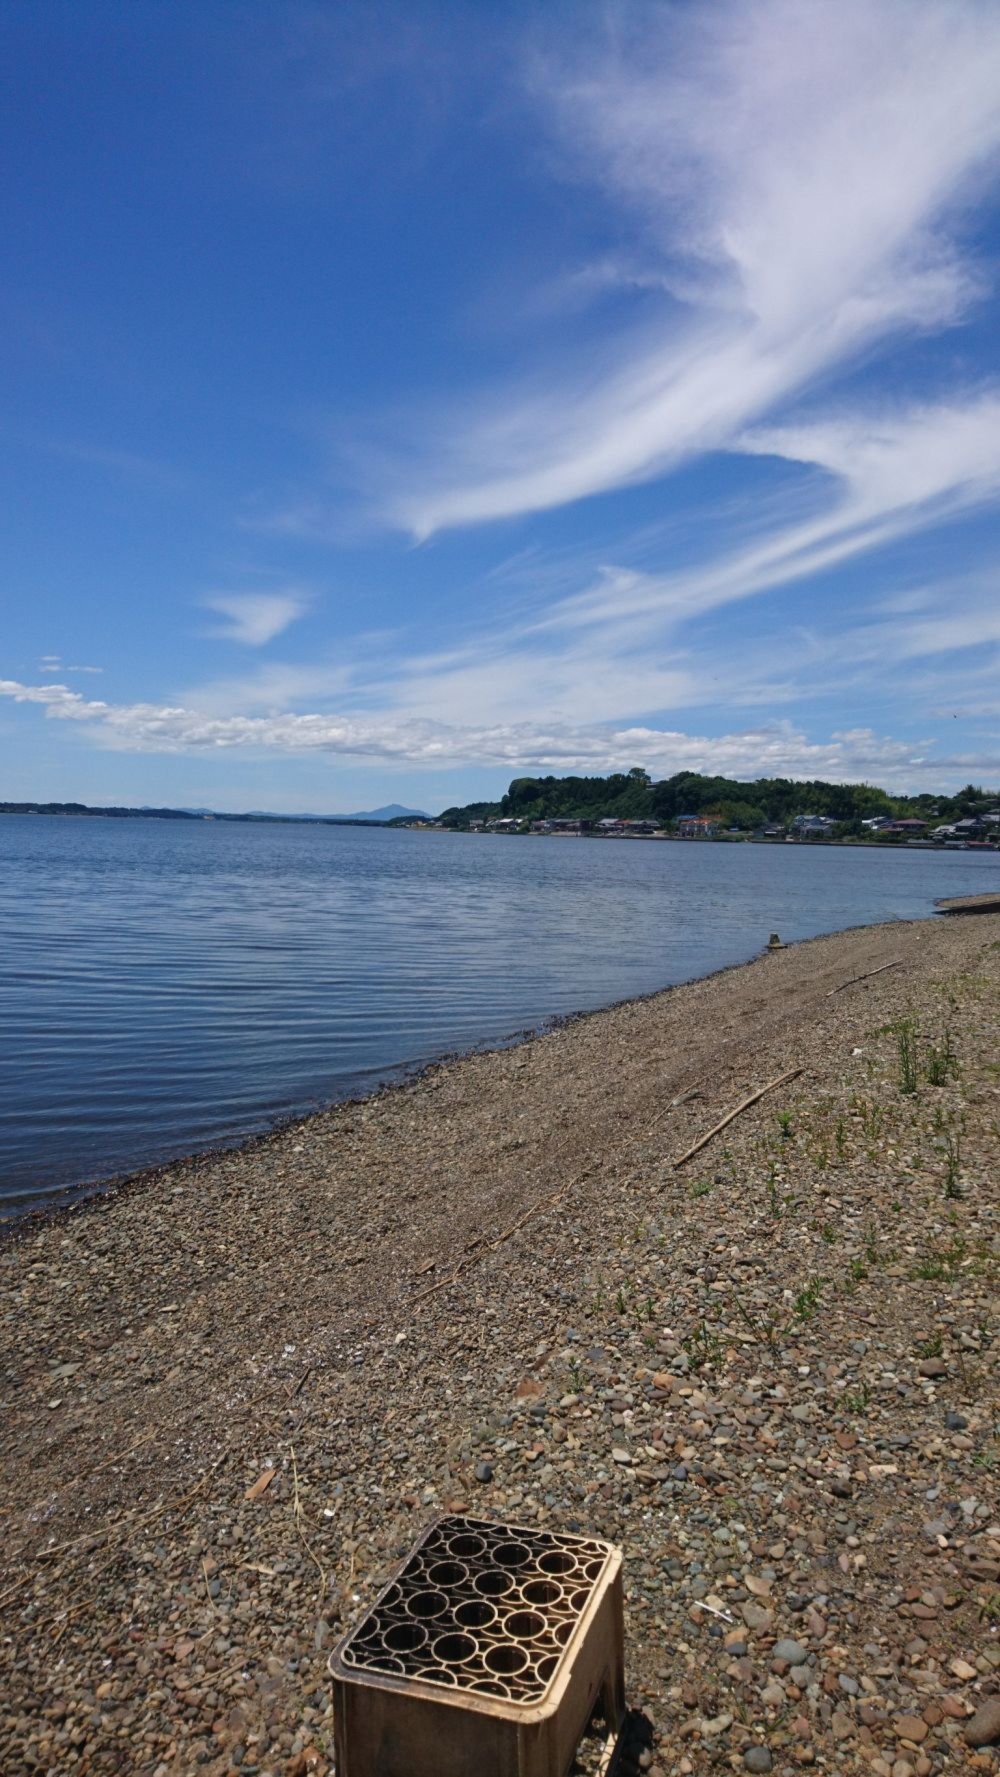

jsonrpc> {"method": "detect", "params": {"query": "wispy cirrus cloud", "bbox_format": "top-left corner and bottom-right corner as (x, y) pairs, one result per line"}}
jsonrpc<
(535, 390), (1000, 639)
(202, 590), (309, 646)
(377, 0), (1000, 536)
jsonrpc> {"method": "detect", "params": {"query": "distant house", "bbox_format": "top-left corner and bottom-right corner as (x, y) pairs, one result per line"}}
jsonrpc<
(790, 814), (836, 838)
(880, 819), (927, 835)
(676, 814), (718, 837)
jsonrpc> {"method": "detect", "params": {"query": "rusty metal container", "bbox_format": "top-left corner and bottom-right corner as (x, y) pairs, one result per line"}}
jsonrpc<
(329, 1514), (625, 1777)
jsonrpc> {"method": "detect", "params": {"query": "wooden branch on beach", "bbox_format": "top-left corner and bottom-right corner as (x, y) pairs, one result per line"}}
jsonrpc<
(825, 959), (903, 996)
(671, 1067), (803, 1169)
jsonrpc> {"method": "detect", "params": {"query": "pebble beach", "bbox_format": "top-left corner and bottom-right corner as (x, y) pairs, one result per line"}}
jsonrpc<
(2, 904), (998, 1776)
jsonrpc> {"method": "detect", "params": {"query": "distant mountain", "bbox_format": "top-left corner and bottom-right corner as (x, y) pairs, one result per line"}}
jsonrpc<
(242, 804), (430, 821)
(343, 804), (430, 822)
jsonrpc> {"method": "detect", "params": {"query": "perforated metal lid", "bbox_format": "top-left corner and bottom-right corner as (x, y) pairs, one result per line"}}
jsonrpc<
(334, 1514), (615, 1706)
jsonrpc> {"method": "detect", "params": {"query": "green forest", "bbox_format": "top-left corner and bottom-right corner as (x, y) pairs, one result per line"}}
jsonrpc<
(439, 769), (998, 834)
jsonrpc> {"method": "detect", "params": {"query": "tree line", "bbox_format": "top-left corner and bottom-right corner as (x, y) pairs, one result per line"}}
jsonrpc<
(438, 770), (998, 833)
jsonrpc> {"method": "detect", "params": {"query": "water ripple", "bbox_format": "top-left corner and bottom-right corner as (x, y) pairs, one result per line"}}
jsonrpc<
(0, 816), (993, 1214)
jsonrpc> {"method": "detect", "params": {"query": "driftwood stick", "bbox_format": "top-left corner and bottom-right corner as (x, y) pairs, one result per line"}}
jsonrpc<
(672, 1067), (803, 1169)
(826, 959), (903, 996)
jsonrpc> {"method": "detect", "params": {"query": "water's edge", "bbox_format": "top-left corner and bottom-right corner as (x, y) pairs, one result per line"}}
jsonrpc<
(2, 903), (952, 1239)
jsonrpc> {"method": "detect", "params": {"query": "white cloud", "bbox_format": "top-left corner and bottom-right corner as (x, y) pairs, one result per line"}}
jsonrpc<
(38, 656), (103, 675)
(382, 0), (1000, 535)
(202, 591), (309, 646)
(538, 390), (1000, 638)
(2, 676), (996, 789)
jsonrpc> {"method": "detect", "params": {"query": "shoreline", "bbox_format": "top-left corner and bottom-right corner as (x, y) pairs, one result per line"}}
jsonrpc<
(8, 891), (999, 1237)
(2, 904), (998, 1775)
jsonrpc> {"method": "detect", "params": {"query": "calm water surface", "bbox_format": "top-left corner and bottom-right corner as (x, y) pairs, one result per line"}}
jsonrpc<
(1, 816), (996, 1215)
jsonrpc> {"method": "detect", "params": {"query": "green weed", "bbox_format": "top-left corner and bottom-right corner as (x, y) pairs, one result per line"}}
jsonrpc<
(683, 1318), (723, 1371)
(792, 1276), (825, 1321)
(942, 1126), (963, 1199)
(926, 1030), (958, 1087)
(846, 1256), (868, 1289)
(895, 1019), (919, 1095)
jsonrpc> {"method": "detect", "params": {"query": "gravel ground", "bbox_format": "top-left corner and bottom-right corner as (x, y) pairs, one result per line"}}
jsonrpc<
(1, 907), (998, 1777)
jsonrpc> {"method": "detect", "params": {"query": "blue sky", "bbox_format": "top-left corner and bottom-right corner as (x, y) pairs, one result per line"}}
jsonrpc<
(3, 0), (1000, 814)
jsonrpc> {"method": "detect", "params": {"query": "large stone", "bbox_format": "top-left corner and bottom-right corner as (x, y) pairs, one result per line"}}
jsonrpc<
(773, 1639), (808, 1665)
(965, 1699), (1000, 1748)
(743, 1749), (773, 1773)
(894, 1716), (929, 1743)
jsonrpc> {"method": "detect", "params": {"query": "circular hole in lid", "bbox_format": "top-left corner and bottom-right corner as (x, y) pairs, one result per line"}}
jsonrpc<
(448, 1533), (486, 1559)
(552, 1619), (573, 1645)
(428, 1560), (467, 1588)
(536, 1654), (558, 1683)
(505, 1610), (546, 1641)
(538, 1550), (575, 1576)
(383, 1622), (427, 1653)
(408, 1590), (448, 1620)
(485, 1643), (530, 1677)
(493, 1541), (531, 1568)
(432, 1632), (477, 1665)
(420, 1664), (456, 1685)
(520, 1579), (562, 1607)
(455, 1599), (496, 1630)
(473, 1570), (513, 1598)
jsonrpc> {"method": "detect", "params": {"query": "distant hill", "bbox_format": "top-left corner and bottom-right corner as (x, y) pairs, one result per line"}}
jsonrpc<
(438, 770), (998, 835)
(243, 804), (432, 821)
(344, 804), (430, 822)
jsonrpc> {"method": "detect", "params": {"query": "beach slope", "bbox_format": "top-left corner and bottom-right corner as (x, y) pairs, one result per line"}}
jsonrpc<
(2, 909), (998, 1774)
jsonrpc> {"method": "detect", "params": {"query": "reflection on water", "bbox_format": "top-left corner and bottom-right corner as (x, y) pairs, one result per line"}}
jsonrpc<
(0, 816), (994, 1213)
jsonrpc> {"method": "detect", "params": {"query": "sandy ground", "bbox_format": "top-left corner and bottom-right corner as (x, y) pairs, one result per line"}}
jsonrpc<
(1, 906), (998, 1776)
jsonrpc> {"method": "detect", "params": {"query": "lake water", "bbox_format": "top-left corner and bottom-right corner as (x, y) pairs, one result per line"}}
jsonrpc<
(1, 815), (996, 1216)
